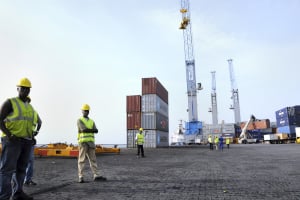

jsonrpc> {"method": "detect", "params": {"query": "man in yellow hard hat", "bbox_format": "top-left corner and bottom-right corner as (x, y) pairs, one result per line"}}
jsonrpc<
(77, 104), (107, 183)
(135, 128), (145, 158)
(0, 78), (35, 200)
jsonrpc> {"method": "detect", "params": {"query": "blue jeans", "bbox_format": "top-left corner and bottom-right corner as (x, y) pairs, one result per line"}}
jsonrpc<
(0, 137), (32, 200)
(24, 145), (35, 183)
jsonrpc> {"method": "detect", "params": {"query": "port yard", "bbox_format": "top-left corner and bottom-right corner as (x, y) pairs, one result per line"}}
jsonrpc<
(24, 144), (299, 200)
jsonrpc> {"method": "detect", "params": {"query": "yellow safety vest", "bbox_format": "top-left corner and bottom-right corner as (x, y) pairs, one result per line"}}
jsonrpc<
(136, 133), (144, 145)
(226, 138), (230, 144)
(214, 137), (219, 144)
(2, 97), (34, 138)
(208, 137), (212, 143)
(77, 117), (95, 143)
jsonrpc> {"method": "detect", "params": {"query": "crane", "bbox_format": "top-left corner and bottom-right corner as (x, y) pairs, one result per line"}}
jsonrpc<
(208, 71), (218, 125)
(179, 0), (202, 142)
(227, 59), (241, 124)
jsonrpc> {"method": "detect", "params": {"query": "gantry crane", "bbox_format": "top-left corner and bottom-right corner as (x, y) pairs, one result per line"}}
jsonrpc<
(227, 59), (241, 124)
(208, 71), (218, 125)
(179, 0), (202, 139)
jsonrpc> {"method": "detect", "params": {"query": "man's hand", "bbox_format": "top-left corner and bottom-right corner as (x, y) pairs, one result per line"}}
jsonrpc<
(32, 138), (37, 145)
(33, 131), (39, 136)
(8, 134), (18, 141)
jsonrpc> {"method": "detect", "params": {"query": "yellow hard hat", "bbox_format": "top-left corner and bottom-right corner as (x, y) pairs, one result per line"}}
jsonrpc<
(81, 104), (90, 111)
(17, 78), (32, 88)
(139, 128), (143, 131)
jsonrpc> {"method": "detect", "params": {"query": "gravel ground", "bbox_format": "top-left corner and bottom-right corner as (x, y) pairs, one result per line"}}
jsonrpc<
(23, 144), (300, 200)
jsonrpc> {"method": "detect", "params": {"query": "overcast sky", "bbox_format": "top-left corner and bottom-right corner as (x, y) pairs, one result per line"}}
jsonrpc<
(0, 0), (299, 145)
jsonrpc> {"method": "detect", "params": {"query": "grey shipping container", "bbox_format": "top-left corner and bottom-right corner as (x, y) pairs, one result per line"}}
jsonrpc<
(222, 124), (235, 134)
(126, 130), (169, 148)
(142, 94), (168, 117)
(142, 112), (169, 132)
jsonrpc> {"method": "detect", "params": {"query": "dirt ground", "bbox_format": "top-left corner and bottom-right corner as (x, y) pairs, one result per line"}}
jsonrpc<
(22, 144), (300, 200)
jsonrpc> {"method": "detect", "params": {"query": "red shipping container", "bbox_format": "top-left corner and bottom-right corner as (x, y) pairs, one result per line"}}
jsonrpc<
(254, 119), (270, 129)
(142, 77), (168, 104)
(127, 112), (141, 130)
(126, 95), (141, 112)
(240, 122), (255, 130)
(240, 119), (270, 130)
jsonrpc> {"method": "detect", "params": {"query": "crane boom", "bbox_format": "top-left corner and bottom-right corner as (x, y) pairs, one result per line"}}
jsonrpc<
(179, 0), (199, 122)
(227, 59), (241, 124)
(210, 71), (218, 125)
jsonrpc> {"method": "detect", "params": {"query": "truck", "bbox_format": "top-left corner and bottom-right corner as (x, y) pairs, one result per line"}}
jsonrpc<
(238, 115), (258, 144)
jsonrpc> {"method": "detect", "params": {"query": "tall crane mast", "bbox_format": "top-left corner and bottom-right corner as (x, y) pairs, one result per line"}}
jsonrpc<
(227, 59), (241, 124)
(208, 71), (218, 125)
(179, 0), (201, 123)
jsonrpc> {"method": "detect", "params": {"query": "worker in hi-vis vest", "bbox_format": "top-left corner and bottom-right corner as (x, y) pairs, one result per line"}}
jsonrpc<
(0, 78), (36, 200)
(135, 128), (145, 158)
(208, 135), (213, 150)
(77, 104), (107, 183)
(226, 137), (230, 149)
(214, 136), (219, 150)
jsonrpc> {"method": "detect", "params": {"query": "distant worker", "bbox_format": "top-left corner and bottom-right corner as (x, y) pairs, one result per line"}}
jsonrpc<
(77, 104), (107, 183)
(219, 135), (224, 151)
(0, 78), (35, 200)
(135, 128), (145, 158)
(208, 135), (213, 150)
(24, 96), (42, 186)
(226, 137), (230, 149)
(214, 136), (219, 150)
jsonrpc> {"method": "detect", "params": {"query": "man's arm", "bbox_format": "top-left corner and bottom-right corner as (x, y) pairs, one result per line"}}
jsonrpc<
(0, 99), (13, 137)
(77, 119), (98, 133)
(33, 114), (42, 136)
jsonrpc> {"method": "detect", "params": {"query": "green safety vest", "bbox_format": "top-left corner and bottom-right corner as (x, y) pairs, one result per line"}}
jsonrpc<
(136, 133), (144, 145)
(2, 97), (34, 138)
(77, 117), (95, 143)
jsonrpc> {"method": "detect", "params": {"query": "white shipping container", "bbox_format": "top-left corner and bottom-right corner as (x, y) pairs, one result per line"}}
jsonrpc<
(296, 127), (300, 138)
(142, 94), (168, 117)
(264, 134), (278, 141)
(222, 124), (235, 134)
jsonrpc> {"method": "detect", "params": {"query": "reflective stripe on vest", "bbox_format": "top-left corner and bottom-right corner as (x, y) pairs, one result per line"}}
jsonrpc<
(78, 117), (95, 143)
(2, 97), (34, 138)
(137, 133), (144, 145)
(32, 111), (38, 131)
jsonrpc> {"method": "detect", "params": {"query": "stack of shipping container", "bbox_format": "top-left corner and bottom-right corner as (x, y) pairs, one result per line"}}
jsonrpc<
(126, 77), (169, 148)
(275, 106), (300, 138)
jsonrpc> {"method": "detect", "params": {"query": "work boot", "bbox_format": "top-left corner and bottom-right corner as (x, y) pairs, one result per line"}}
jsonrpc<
(78, 177), (84, 183)
(24, 180), (37, 186)
(94, 176), (107, 181)
(13, 191), (33, 200)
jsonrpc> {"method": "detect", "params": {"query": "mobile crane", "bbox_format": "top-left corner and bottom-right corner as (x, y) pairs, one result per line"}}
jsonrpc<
(179, 0), (203, 144)
(238, 115), (258, 144)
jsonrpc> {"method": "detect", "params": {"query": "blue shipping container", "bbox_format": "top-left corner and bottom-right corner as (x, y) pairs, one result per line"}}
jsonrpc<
(277, 125), (296, 134)
(276, 116), (300, 127)
(275, 106), (300, 119)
